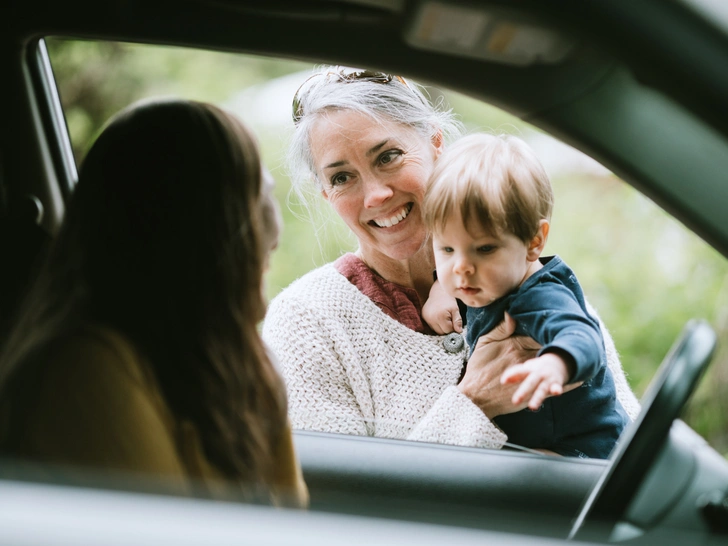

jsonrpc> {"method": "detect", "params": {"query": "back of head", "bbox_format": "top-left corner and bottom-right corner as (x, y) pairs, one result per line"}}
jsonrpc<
(74, 98), (266, 331)
(423, 133), (553, 242)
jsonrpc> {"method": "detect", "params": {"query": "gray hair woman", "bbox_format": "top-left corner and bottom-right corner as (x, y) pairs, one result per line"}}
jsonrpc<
(263, 67), (639, 451)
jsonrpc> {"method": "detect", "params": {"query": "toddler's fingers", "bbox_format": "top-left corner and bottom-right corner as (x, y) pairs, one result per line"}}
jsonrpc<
(562, 380), (583, 394)
(511, 373), (541, 405)
(453, 312), (463, 334)
(432, 311), (457, 334)
(528, 381), (552, 410)
(429, 321), (446, 335)
(501, 365), (529, 384)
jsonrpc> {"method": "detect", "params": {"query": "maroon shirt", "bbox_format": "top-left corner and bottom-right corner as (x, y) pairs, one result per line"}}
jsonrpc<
(334, 253), (434, 335)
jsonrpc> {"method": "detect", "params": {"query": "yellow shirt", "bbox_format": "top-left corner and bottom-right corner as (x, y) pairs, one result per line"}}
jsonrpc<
(1, 326), (307, 507)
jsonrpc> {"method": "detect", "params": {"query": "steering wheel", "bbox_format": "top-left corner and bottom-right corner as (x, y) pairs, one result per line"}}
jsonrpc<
(569, 319), (717, 541)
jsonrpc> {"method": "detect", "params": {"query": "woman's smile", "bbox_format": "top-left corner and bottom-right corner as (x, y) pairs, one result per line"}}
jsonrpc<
(369, 202), (413, 228)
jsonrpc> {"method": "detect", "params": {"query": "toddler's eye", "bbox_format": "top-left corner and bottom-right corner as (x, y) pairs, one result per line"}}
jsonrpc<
(477, 245), (496, 253)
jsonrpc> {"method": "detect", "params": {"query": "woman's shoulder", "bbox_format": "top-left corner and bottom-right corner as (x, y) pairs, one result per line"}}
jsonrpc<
(264, 258), (418, 342)
(274, 261), (344, 290)
(42, 325), (155, 390)
(268, 260), (364, 312)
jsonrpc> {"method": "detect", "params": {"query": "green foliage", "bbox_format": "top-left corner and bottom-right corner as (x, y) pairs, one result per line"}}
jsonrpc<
(45, 38), (728, 457)
(547, 174), (728, 455)
(45, 37), (311, 162)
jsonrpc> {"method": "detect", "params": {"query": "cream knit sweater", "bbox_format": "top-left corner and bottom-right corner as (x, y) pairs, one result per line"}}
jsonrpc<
(263, 263), (640, 450)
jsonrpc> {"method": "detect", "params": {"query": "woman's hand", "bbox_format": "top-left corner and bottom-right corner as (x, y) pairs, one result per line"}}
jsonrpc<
(422, 279), (462, 334)
(458, 314), (539, 418)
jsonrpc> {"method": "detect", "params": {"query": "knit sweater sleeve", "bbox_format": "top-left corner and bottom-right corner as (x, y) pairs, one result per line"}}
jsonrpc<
(406, 386), (508, 448)
(263, 295), (371, 436)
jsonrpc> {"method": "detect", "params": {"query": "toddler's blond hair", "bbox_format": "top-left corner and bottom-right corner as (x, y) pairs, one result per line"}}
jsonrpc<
(423, 133), (553, 243)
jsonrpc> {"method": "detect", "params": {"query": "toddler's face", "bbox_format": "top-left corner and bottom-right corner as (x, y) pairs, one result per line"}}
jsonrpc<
(432, 214), (539, 308)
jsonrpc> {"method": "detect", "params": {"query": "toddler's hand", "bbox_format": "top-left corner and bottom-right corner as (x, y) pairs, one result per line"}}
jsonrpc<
(423, 279), (462, 334)
(500, 352), (571, 410)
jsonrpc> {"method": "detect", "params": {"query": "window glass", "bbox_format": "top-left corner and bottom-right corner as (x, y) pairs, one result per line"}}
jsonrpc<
(46, 38), (728, 458)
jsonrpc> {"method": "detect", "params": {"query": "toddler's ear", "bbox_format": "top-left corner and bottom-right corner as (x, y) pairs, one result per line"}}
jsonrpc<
(527, 220), (549, 261)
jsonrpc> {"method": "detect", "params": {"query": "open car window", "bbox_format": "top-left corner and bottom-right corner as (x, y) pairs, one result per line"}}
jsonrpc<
(45, 37), (728, 463)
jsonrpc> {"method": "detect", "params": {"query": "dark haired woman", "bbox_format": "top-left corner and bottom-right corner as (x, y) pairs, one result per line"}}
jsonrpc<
(0, 98), (307, 506)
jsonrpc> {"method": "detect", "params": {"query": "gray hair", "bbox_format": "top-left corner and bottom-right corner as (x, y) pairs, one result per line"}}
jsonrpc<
(287, 66), (464, 199)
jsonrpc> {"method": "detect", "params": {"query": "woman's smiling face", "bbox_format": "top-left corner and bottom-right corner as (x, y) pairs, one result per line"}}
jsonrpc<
(309, 109), (442, 262)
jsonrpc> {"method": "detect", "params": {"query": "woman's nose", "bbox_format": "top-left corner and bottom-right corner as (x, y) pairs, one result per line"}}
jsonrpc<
(362, 175), (394, 208)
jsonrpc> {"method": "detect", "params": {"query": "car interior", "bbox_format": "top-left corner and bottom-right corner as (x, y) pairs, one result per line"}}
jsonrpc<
(2, 0), (728, 544)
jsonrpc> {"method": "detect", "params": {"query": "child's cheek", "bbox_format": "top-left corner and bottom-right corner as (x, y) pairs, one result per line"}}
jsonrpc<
(443, 270), (458, 298)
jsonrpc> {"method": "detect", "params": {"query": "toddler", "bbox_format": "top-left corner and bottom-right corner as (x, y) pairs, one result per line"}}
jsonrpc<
(422, 133), (627, 459)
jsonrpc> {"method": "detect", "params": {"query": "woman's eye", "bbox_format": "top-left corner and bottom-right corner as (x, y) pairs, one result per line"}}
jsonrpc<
(378, 150), (402, 166)
(331, 173), (351, 186)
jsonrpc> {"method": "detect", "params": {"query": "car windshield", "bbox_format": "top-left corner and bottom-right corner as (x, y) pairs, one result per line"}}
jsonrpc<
(45, 36), (728, 461)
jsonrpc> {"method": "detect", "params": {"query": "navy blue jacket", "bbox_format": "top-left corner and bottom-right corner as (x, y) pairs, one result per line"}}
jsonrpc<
(465, 255), (627, 458)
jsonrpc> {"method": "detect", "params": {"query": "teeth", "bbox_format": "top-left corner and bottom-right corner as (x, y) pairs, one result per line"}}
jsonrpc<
(373, 203), (412, 228)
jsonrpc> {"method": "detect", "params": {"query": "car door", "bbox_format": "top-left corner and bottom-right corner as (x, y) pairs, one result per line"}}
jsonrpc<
(2, 1), (728, 544)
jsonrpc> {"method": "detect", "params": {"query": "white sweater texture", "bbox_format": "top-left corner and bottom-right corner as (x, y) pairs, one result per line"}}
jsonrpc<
(263, 263), (640, 450)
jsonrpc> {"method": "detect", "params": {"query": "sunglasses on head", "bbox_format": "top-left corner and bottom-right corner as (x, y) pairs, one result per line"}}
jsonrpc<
(291, 69), (410, 124)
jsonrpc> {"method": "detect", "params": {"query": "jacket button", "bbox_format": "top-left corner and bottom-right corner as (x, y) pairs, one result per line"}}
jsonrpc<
(442, 332), (464, 353)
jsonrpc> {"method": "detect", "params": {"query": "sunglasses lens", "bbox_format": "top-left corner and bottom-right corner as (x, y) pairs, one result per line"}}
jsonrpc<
(292, 70), (406, 124)
(292, 74), (322, 124)
(342, 70), (392, 84)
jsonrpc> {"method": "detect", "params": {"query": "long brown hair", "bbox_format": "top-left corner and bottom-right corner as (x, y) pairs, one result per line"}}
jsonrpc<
(0, 99), (287, 492)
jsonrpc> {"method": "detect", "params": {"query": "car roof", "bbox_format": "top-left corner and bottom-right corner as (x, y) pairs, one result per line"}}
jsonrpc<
(4, 0), (728, 255)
